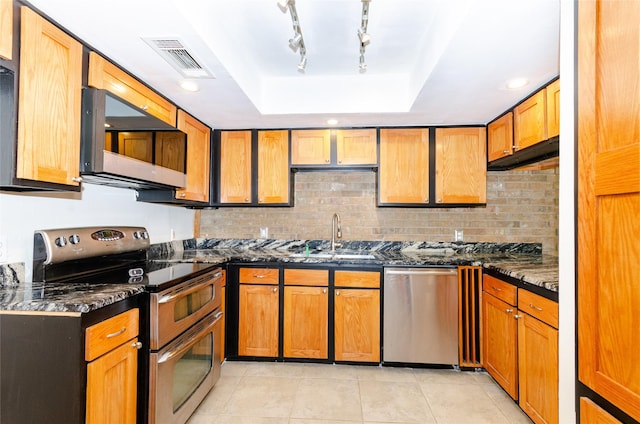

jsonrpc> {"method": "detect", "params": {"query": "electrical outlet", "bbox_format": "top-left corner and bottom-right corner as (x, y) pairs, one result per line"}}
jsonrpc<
(260, 227), (269, 239)
(454, 229), (464, 242)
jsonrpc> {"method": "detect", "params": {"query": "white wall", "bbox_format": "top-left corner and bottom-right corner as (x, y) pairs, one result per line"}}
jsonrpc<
(558, 0), (576, 422)
(0, 183), (194, 280)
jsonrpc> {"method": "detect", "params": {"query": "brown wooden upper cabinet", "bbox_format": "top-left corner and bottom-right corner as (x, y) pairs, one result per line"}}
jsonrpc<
(175, 111), (211, 203)
(378, 128), (430, 205)
(291, 129), (331, 165)
(219, 130), (252, 204)
(513, 89), (547, 151)
(0, 0), (12, 60)
(258, 130), (290, 204)
(16, 6), (83, 188)
(88, 52), (177, 126)
(435, 127), (486, 204)
(487, 112), (513, 162)
(336, 129), (377, 165)
(546, 79), (560, 138)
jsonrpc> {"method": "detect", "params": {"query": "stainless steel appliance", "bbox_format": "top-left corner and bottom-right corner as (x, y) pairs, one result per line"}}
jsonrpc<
(33, 226), (223, 424)
(80, 87), (187, 189)
(383, 267), (459, 365)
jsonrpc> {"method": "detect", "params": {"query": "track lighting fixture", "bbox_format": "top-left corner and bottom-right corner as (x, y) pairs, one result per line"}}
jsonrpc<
(357, 0), (371, 73)
(278, 0), (307, 71)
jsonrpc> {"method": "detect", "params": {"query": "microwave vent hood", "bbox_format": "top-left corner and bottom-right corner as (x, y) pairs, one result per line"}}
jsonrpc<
(80, 88), (187, 190)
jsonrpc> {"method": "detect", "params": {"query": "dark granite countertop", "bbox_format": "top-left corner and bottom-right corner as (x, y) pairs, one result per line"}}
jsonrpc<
(0, 281), (145, 314)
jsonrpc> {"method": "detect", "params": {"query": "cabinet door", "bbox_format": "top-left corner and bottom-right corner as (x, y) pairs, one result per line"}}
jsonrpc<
(176, 110), (211, 202)
(88, 52), (177, 126)
(336, 129), (377, 165)
(291, 129), (331, 165)
(0, 0), (12, 60)
(487, 112), (513, 162)
(220, 285), (226, 364)
(546, 79), (560, 138)
(378, 128), (430, 204)
(514, 89), (547, 151)
(580, 397), (623, 424)
(17, 7), (83, 186)
(334, 288), (380, 362)
(86, 338), (138, 424)
(482, 292), (518, 400)
(578, 2), (640, 421)
(435, 127), (487, 204)
(518, 313), (558, 424)
(258, 130), (290, 204)
(238, 284), (279, 357)
(283, 286), (328, 359)
(220, 130), (252, 203)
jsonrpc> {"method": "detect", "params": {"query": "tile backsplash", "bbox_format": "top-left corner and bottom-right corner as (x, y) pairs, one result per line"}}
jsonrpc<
(200, 168), (559, 255)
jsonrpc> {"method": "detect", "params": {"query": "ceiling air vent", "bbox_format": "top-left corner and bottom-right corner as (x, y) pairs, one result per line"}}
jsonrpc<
(143, 37), (215, 79)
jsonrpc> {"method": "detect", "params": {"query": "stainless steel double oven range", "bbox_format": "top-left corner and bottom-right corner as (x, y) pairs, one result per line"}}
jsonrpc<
(34, 226), (224, 424)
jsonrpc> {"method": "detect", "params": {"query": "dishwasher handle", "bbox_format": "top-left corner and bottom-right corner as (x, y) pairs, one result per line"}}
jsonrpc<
(385, 268), (457, 276)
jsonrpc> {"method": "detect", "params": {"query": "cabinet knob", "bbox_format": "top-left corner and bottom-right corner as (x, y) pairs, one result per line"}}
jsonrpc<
(514, 314), (522, 319)
(131, 341), (142, 349)
(71, 176), (83, 183)
(322, 288), (327, 294)
(437, 198), (442, 203)
(502, 150), (510, 154)
(272, 287), (278, 293)
(325, 159), (330, 163)
(140, 105), (149, 111)
(179, 193), (186, 198)
(424, 199), (429, 203)
(245, 198), (249, 202)
(505, 308), (513, 313)
(512, 145), (519, 150)
(336, 291), (340, 296)
(338, 160), (342, 164)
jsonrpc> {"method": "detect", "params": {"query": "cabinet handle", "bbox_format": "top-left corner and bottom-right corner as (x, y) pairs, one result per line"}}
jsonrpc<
(529, 303), (543, 311)
(272, 287), (278, 293)
(131, 341), (142, 349)
(502, 150), (510, 154)
(178, 193), (186, 198)
(106, 327), (127, 339)
(140, 105), (148, 111)
(491, 286), (502, 292)
(255, 275), (265, 278)
(505, 308), (513, 313)
(514, 314), (522, 319)
(512, 145), (519, 150)
(71, 176), (83, 183)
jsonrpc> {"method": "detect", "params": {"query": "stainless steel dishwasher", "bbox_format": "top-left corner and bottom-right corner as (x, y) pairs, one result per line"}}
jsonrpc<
(383, 267), (459, 365)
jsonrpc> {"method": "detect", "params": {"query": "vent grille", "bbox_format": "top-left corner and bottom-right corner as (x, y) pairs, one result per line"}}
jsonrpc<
(143, 37), (214, 79)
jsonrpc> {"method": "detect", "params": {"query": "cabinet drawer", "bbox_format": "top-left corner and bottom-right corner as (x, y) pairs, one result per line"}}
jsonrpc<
(335, 270), (380, 288)
(518, 289), (558, 328)
(284, 269), (329, 286)
(483, 275), (517, 305)
(239, 267), (279, 284)
(85, 309), (139, 361)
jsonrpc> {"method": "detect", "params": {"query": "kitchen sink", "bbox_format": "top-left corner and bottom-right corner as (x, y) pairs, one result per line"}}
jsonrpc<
(289, 252), (376, 260)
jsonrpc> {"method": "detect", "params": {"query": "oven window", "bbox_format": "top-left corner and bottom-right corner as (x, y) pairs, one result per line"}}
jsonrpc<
(173, 332), (213, 412)
(174, 285), (214, 321)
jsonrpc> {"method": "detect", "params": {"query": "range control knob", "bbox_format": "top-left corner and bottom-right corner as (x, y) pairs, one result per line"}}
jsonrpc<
(133, 231), (140, 239)
(69, 234), (80, 244)
(55, 236), (67, 247)
(140, 231), (149, 240)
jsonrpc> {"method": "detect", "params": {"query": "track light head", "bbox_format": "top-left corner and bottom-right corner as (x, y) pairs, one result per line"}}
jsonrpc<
(297, 55), (307, 72)
(359, 55), (367, 73)
(358, 28), (371, 46)
(289, 33), (302, 52)
(277, 0), (291, 13)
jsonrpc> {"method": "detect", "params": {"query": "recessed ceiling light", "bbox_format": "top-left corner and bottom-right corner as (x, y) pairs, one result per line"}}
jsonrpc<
(506, 78), (529, 90)
(180, 80), (200, 92)
(327, 118), (339, 126)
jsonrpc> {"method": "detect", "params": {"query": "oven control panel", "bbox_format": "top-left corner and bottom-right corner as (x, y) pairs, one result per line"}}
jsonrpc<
(35, 226), (150, 265)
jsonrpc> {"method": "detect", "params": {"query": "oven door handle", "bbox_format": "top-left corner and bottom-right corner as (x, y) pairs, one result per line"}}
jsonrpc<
(158, 271), (222, 304)
(157, 311), (223, 364)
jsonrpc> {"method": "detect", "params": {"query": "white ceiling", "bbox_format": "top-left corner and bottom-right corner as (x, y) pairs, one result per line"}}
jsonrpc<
(25, 0), (560, 130)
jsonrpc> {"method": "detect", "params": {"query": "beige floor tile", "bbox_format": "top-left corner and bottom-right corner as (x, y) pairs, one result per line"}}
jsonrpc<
(420, 382), (510, 424)
(482, 383), (533, 424)
(220, 360), (250, 377)
(412, 367), (486, 385)
(356, 365), (417, 382)
(290, 420), (362, 424)
(191, 375), (240, 416)
(222, 375), (300, 418)
(242, 361), (308, 377)
(291, 378), (363, 421)
(301, 362), (360, 380)
(360, 380), (436, 423)
(189, 415), (289, 424)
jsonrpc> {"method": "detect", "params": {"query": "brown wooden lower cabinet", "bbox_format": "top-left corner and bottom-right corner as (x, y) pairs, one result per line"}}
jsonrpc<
(334, 288), (380, 362)
(283, 285), (328, 359)
(238, 284), (279, 357)
(580, 398), (623, 424)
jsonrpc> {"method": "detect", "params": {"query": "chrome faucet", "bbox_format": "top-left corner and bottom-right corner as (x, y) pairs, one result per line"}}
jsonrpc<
(331, 213), (342, 251)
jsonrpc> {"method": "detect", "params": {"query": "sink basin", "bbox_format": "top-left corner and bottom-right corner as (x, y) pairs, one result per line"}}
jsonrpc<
(289, 252), (376, 260)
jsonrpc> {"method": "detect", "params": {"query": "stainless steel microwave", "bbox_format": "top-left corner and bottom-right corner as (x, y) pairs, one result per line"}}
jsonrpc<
(80, 88), (187, 190)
